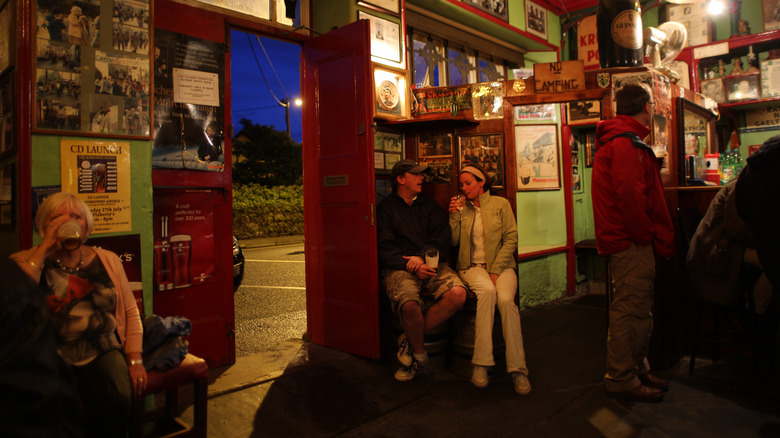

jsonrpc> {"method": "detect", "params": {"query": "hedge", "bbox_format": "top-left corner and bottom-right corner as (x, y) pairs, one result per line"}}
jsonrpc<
(232, 184), (304, 238)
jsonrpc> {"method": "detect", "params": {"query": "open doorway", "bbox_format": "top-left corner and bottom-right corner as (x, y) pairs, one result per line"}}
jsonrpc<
(229, 29), (306, 358)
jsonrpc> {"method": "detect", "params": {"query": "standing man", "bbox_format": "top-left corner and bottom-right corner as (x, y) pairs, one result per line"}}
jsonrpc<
(377, 160), (467, 381)
(591, 84), (675, 402)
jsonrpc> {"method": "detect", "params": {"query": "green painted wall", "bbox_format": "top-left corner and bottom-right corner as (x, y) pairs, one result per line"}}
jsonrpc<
(30, 134), (154, 315)
(518, 253), (567, 306)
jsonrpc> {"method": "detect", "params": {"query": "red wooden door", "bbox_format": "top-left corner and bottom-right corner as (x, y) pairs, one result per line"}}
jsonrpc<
(302, 21), (380, 358)
(152, 0), (235, 367)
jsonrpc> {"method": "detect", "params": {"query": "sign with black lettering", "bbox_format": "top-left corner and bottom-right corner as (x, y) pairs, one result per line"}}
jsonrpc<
(745, 105), (780, 132)
(533, 61), (586, 94)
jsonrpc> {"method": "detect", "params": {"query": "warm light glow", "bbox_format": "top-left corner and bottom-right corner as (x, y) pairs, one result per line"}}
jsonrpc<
(294, 98), (302, 106)
(708, 0), (725, 15)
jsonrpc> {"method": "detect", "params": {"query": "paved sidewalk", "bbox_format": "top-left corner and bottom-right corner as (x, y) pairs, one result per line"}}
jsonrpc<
(238, 235), (304, 250)
(172, 294), (780, 437)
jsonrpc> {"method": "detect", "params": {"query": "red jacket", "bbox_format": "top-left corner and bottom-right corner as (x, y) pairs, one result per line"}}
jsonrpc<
(591, 115), (675, 258)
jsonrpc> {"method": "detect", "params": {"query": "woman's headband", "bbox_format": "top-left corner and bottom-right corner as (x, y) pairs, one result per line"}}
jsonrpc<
(460, 165), (486, 182)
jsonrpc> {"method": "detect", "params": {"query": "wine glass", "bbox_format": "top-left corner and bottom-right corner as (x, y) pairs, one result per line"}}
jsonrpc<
(455, 194), (466, 212)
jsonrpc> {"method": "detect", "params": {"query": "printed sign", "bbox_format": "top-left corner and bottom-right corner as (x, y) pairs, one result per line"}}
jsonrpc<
(533, 61), (586, 94)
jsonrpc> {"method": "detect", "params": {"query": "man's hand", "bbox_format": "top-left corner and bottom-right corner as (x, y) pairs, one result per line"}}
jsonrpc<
(403, 255), (436, 279)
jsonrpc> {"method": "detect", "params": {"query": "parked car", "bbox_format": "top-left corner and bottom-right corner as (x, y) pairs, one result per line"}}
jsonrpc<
(233, 236), (245, 291)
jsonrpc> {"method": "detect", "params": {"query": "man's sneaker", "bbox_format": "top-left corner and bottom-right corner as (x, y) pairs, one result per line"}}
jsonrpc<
(513, 373), (531, 395)
(471, 365), (489, 388)
(396, 332), (413, 367)
(394, 359), (420, 382)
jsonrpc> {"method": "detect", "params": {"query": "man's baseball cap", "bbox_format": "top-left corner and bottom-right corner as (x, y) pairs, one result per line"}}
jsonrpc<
(391, 159), (429, 179)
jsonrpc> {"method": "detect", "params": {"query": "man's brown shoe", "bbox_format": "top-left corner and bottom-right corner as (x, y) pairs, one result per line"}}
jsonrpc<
(607, 384), (664, 402)
(639, 372), (669, 391)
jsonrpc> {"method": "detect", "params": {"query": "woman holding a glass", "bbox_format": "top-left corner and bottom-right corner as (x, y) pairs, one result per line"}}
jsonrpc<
(448, 164), (530, 394)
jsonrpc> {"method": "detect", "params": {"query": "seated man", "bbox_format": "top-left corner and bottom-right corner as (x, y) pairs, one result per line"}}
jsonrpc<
(377, 160), (467, 381)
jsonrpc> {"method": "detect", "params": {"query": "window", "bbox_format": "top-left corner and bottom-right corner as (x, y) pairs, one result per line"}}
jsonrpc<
(411, 33), (445, 88)
(447, 44), (476, 86)
(410, 30), (506, 88)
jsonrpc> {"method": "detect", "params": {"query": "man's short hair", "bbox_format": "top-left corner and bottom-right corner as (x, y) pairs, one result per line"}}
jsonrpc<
(615, 84), (651, 116)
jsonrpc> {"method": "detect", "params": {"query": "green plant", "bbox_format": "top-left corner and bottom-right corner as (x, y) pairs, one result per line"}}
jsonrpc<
(232, 184), (303, 238)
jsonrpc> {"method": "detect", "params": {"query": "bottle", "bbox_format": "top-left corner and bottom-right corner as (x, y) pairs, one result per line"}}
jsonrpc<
(597, 0), (644, 68)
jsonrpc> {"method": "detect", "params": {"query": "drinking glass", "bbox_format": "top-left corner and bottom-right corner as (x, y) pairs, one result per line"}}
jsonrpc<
(57, 219), (82, 251)
(455, 194), (466, 212)
(425, 247), (439, 271)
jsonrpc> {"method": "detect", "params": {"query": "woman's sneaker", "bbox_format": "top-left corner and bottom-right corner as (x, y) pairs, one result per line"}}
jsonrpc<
(471, 365), (489, 388)
(513, 373), (531, 395)
(394, 359), (421, 382)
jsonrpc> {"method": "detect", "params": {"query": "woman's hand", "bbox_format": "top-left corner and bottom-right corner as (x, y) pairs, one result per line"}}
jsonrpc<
(490, 273), (499, 285)
(41, 215), (71, 252)
(128, 359), (148, 397)
(448, 196), (460, 213)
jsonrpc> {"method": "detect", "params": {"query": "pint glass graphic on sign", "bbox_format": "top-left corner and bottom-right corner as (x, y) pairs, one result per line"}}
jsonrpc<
(170, 234), (192, 288)
(92, 163), (107, 192)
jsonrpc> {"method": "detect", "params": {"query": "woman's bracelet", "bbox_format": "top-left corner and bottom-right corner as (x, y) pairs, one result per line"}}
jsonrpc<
(26, 259), (43, 271)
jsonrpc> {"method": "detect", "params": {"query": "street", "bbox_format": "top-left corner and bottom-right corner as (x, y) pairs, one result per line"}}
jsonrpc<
(233, 242), (307, 357)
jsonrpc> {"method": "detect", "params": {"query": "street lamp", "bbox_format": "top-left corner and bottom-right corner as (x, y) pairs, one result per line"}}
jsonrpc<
(279, 98), (302, 138)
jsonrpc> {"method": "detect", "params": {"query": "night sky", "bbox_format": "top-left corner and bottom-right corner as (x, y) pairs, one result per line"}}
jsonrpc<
(230, 30), (303, 143)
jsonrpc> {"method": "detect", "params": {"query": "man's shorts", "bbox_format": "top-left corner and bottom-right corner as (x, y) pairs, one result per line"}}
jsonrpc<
(382, 265), (464, 315)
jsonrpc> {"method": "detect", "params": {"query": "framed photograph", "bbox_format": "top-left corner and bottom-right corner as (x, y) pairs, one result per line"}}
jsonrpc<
(0, 73), (12, 155)
(373, 65), (409, 120)
(359, 0), (400, 15)
(374, 130), (404, 173)
(461, 0), (508, 21)
(418, 132), (453, 159)
(525, 0), (548, 40)
(459, 133), (505, 189)
(567, 100), (601, 125)
(0, 0), (13, 76)
(0, 163), (13, 227)
(763, 0), (780, 31)
(725, 73), (761, 103)
(667, 3), (711, 46)
(700, 78), (726, 103)
(471, 82), (504, 120)
(514, 104), (558, 124)
(359, 11), (402, 65)
(421, 158), (453, 184)
(515, 125), (560, 190)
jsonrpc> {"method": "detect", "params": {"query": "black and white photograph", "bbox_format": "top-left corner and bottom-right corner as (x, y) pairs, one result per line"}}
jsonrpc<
(462, 0), (507, 21)
(567, 100), (601, 125)
(420, 158), (453, 184)
(526, 0), (547, 39)
(700, 78), (726, 103)
(418, 132), (453, 158)
(726, 73), (761, 102)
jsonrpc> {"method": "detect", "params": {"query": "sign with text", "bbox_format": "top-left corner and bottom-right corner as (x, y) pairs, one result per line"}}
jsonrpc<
(412, 85), (472, 115)
(60, 139), (131, 233)
(745, 104), (780, 131)
(534, 61), (586, 94)
(577, 15), (599, 68)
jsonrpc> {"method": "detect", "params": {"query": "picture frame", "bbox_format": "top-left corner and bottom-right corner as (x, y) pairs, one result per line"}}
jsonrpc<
(725, 73), (761, 103)
(515, 125), (560, 190)
(667, 3), (711, 46)
(421, 158), (453, 184)
(458, 133), (505, 189)
(760, 59), (780, 98)
(358, 0), (400, 15)
(471, 82), (504, 120)
(0, 163), (14, 227)
(514, 103), (558, 124)
(373, 65), (409, 120)
(358, 11), (402, 65)
(700, 78), (726, 103)
(525, 0), (548, 40)
(0, 72), (13, 156)
(567, 100), (601, 125)
(461, 0), (508, 22)
(418, 132), (453, 159)
(0, 0), (13, 76)
(763, 0), (780, 31)
(585, 132), (595, 167)
(373, 129), (404, 173)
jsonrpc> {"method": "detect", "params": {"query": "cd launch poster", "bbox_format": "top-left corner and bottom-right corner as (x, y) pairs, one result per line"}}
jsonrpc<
(60, 139), (131, 233)
(152, 29), (225, 172)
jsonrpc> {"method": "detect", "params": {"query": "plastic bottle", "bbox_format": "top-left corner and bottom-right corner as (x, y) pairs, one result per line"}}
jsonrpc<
(597, 0), (644, 68)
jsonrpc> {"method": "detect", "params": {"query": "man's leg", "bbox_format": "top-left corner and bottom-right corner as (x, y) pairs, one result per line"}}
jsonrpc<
(424, 285), (467, 331)
(399, 300), (425, 355)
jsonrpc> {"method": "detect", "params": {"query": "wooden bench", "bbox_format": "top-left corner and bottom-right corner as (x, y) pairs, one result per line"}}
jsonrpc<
(130, 353), (209, 438)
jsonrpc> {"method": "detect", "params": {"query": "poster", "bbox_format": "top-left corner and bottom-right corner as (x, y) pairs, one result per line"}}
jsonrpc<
(60, 139), (131, 233)
(153, 190), (215, 291)
(515, 125), (560, 190)
(153, 29), (225, 172)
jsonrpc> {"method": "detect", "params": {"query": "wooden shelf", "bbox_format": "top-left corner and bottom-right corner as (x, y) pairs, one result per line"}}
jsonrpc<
(375, 116), (479, 130)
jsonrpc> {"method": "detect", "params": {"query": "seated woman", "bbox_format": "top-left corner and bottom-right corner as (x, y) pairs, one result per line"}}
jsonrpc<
(10, 192), (146, 437)
(448, 164), (530, 394)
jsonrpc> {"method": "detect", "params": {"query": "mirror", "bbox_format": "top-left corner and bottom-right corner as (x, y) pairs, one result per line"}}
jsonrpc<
(676, 97), (717, 186)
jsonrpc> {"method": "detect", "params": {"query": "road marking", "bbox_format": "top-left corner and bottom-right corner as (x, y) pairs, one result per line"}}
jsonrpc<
(245, 259), (305, 263)
(241, 285), (306, 290)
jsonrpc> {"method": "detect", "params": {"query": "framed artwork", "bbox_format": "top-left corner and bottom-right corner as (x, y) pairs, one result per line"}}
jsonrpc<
(0, 0), (13, 76)
(358, 11), (402, 65)
(700, 78), (726, 103)
(359, 0), (400, 15)
(567, 100), (601, 125)
(515, 125), (560, 190)
(761, 59), (780, 98)
(461, 0), (508, 21)
(514, 104), (558, 124)
(0, 73), (12, 155)
(418, 132), (453, 159)
(763, 0), (780, 31)
(373, 65), (409, 120)
(458, 133), (505, 189)
(421, 158), (453, 184)
(725, 73), (761, 103)
(0, 163), (13, 227)
(525, 1), (548, 40)
(667, 3), (711, 46)
(572, 157), (582, 193)
(374, 130), (404, 173)
(471, 82), (504, 120)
